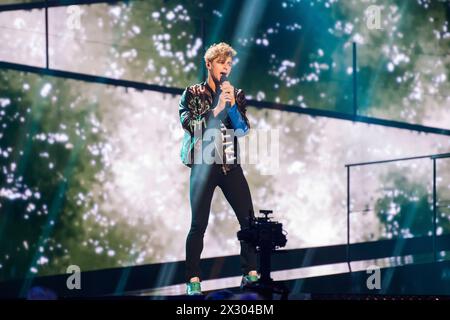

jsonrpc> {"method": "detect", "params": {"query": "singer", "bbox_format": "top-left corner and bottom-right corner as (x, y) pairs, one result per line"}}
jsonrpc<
(179, 42), (259, 295)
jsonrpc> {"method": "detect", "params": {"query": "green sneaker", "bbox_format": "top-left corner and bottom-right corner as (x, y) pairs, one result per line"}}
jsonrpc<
(240, 274), (259, 289)
(186, 281), (202, 295)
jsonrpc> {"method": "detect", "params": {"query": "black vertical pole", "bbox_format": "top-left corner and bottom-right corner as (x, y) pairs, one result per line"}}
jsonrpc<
(352, 42), (357, 117)
(347, 165), (351, 272)
(259, 247), (272, 284)
(45, 0), (49, 69)
(433, 158), (437, 262)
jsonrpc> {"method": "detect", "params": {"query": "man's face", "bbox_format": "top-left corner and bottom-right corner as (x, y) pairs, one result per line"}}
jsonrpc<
(207, 56), (232, 82)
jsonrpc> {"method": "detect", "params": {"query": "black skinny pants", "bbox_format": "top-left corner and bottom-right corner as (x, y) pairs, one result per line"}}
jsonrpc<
(185, 164), (257, 282)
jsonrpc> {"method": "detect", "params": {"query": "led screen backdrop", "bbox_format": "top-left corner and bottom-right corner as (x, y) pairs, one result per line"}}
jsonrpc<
(0, 0), (448, 125)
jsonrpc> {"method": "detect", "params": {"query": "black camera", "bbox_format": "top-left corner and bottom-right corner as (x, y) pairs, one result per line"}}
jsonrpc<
(237, 210), (287, 251)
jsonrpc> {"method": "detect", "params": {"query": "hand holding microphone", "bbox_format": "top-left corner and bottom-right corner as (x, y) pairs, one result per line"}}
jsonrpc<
(214, 74), (235, 117)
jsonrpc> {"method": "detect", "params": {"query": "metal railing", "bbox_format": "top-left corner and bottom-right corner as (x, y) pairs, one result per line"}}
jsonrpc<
(345, 152), (450, 270)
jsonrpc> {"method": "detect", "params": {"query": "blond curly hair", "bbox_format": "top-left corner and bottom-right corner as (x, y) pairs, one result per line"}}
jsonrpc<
(204, 42), (237, 63)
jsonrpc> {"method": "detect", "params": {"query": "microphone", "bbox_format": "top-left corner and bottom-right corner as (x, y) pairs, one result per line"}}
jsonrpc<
(219, 74), (231, 109)
(219, 73), (227, 84)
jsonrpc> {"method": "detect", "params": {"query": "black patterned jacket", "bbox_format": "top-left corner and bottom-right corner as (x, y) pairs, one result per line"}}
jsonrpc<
(179, 80), (250, 174)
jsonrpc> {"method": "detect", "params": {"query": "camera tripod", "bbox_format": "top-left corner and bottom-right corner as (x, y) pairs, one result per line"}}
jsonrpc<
(241, 210), (289, 300)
